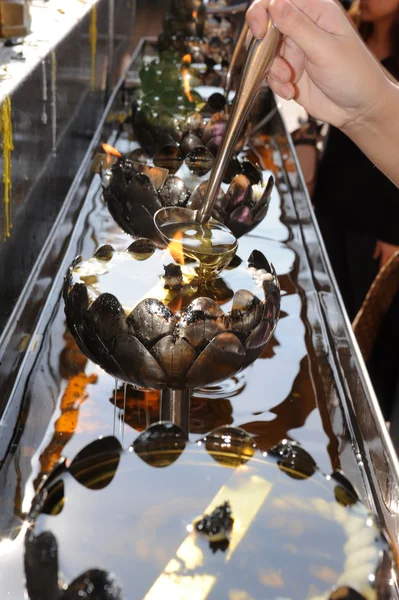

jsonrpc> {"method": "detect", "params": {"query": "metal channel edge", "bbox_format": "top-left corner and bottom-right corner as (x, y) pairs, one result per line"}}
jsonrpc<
(0, 38), (150, 457)
(276, 96), (399, 559)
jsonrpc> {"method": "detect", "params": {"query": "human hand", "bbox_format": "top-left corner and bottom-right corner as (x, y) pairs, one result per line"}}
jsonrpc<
(373, 240), (399, 271)
(245, 0), (392, 132)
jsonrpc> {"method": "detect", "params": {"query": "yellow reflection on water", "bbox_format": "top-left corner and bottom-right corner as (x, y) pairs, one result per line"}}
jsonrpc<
(144, 474), (272, 600)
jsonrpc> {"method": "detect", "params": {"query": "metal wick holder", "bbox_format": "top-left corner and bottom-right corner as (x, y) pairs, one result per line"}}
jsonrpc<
(63, 243), (280, 433)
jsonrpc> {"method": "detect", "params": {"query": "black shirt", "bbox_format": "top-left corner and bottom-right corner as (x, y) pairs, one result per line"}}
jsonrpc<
(313, 57), (399, 245)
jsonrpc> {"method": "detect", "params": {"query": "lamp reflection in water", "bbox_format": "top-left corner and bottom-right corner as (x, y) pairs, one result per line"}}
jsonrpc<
(23, 426), (394, 600)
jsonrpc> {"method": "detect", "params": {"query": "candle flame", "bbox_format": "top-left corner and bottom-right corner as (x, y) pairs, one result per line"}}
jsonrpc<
(167, 230), (185, 266)
(192, 10), (198, 18)
(102, 143), (122, 167)
(181, 66), (194, 104)
(182, 54), (192, 65)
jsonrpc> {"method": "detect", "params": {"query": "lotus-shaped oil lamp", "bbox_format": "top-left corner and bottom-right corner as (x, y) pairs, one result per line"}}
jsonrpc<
(161, 0), (235, 53)
(23, 428), (394, 600)
(63, 240), (280, 401)
(100, 147), (273, 243)
(133, 95), (249, 156)
(134, 54), (245, 155)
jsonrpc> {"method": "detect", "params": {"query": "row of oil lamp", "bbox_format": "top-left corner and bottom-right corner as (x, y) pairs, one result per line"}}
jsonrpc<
(64, 0), (280, 397)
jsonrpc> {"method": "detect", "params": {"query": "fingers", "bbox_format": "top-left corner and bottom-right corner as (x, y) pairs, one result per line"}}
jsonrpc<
(268, 55), (292, 84)
(279, 36), (305, 84)
(268, 0), (340, 60)
(246, 0), (270, 39)
(245, 27), (253, 49)
(268, 78), (296, 100)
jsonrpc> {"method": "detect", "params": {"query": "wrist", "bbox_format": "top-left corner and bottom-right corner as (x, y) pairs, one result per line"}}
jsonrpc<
(342, 77), (399, 140)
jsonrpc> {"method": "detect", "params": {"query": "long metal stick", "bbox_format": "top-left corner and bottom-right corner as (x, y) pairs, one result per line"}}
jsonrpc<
(224, 22), (249, 96)
(196, 16), (281, 224)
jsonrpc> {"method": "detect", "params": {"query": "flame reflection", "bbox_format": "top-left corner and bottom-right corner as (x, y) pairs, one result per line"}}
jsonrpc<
(167, 230), (185, 266)
(181, 56), (194, 104)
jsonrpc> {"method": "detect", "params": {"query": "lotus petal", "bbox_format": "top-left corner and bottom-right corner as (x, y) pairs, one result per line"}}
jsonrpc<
(93, 245), (114, 262)
(185, 146), (214, 176)
(79, 323), (127, 381)
(131, 162), (169, 190)
(87, 293), (127, 343)
(223, 154), (242, 184)
(225, 174), (252, 212)
(245, 318), (273, 350)
(64, 284), (104, 367)
(126, 202), (162, 244)
(269, 440), (317, 480)
(128, 148), (151, 164)
(126, 174), (163, 215)
(202, 112), (226, 149)
(203, 426), (256, 467)
(151, 335), (197, 386)
(185, 332), (245, 387)
(133, 422), (187, 468)
(229, 290), (264, 340)
(227, 205), (254, 238)
(177, 297), (225, 350)
(241, 159), (263, 185)
(180, 133), (203, 155)
(25, 531), (59, 600)
(126, 238), (156, 260)
(103, 174), (143, 238)
(111, 333), (167, 388)
(118, 159), (139, 185)
(127, 298), (176, 347)
(183, 111), (205, 136)
(242, 320), (274, 367)
(187, 180), (227, 221)
(264, 287), (281, 322)
(69, 436), (122, 490)
(106, 161), (127, 190)
(251, 201), (269, 226)
(262, 174), (274, 202)
(160, 175), (190, 207)
(248, 250), (272, 272)
(153, 144), (184, 175)
(63, 570), (124, 600)
(65, 282), (89, 329)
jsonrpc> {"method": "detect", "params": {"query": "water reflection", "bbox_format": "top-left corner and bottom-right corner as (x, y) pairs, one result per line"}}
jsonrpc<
(20, 429), (392, 600)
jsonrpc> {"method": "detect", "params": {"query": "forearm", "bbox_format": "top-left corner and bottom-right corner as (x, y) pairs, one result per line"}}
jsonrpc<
(342, 81), (399, 188)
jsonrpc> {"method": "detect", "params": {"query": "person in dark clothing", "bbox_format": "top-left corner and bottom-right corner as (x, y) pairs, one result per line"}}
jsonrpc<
(313, 0), (399, 421)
